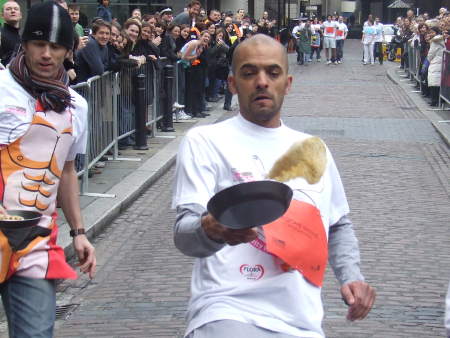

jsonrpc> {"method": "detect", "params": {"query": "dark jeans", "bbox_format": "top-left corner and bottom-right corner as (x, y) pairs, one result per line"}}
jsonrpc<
(1, 276), (56, 338)
(310, 47), (321, 60)
(224, 82), (233, 108)
(336, 39), (344, 61)
(374, 42), (383, 64)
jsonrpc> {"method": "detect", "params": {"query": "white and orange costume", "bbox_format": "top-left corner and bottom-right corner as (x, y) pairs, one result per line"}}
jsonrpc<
(0, 69), (87, 282)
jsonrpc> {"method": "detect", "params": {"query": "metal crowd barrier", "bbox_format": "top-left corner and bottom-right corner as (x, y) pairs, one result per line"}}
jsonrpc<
(70, 58), (175, 197)
(440, 50), (450, 108)
(402, 44), (450, 113)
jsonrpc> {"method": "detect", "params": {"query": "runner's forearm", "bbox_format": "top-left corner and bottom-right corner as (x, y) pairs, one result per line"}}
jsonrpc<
(57, 161), (84, 230)
(328, 215), (364, 285)
(174, 203), (225, 257)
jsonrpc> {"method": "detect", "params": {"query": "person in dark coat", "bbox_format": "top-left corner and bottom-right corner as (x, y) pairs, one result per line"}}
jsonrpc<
(173, 0), (200, 27)
(206, 28), (229, 102)
(160, 24), (181, 63)
(75, 20), (112, 82)
(176, 24), (191, 52)
(0, 1), (22, 66)
(96, 0), (112, 22)
(132, 22), (160, 63)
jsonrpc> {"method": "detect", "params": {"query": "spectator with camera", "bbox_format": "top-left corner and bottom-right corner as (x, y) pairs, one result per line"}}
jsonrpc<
(75, 20), (113, 82)
(206, 27), (228, 103)
(258, 11), (276, 37)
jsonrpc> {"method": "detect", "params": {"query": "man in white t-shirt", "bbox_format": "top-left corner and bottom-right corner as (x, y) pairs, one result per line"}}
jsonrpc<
(373, 17), (385, 65)
(173, 34), (375, 338)
(292, 19), (306, 64)
(322, 15), (339, 64)
(335, 16), (348, 63)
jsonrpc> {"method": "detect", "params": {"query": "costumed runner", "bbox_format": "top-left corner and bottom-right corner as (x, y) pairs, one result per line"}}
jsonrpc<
(0, 2), (96, 337)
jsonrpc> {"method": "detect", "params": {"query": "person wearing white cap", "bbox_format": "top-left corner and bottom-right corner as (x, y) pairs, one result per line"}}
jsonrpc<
(160, 7), (174, 26)
(0, 2), (96, 337)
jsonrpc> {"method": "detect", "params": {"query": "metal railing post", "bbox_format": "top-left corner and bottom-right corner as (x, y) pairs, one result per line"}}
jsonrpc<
(134, 73), (149, 149)
(161, 64), (175, 132)
(112, 72), (120, 159)
(80, 81), (91, 196)
(151, 62), (158, 137)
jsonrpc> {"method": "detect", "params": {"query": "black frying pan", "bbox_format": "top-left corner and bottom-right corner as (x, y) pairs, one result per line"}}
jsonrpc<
(0, 210), (47, 251)
(0, 210), (42, 229)
(207, 180), (293, 230)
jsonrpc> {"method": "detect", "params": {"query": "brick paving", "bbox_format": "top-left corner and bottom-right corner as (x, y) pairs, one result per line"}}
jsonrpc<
(47, 40), (450, 338)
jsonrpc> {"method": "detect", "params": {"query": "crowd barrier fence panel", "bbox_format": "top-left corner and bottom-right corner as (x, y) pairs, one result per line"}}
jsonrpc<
(407, 44), (414, 80)
(71, 81), (89, 176)
(440, 50), (450, 108)
(69, 60), (172, 196)
(413, 45), (421, 85)
(116, 67), (136, 143)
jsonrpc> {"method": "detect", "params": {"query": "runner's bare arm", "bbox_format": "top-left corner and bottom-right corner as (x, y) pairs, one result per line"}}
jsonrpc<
(58, 160), (96, 278)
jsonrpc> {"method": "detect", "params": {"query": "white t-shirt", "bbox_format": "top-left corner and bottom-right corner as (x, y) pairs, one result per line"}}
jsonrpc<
(292, 24), (304, 38)
(292, 23), (313, 39)
(374, 23), (384, 43)
(0, 69), (87, 160)
(362, 26), (376, 44)
(336, 22), (348, 40)
(311, 23), (322, 34)
(322, 20), (339, 39)
(173, 114), (350, 338)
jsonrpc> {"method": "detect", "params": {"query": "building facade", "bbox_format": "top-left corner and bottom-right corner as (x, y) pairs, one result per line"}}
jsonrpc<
(10, 0), (449, 27)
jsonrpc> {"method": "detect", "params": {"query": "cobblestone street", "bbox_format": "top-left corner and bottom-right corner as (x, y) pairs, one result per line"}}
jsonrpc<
(51, 40), (450, 338)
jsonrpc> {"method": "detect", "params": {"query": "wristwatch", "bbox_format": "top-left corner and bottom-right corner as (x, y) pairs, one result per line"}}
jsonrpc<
(69, 228), (86, 237)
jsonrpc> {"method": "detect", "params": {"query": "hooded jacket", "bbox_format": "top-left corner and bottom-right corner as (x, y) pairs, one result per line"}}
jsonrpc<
(427, 35), (445, 87)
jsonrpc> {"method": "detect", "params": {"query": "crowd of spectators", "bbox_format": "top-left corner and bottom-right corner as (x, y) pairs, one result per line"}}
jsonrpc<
(391, 7), (450, 106)
(1, 0), (281, 124)
(58, 0), (279, 121)
(1, 0), (449, 135)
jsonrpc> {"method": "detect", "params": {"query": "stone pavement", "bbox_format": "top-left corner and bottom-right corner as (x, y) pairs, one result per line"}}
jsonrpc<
(3, 40), (450, 338)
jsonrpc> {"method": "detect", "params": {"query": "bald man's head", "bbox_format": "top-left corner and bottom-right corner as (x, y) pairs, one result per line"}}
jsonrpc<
(227, 34), (292, 128)
(231, 35), (288, 75)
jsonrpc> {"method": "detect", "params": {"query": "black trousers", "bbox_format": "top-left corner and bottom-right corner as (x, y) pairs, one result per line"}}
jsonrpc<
(430, 86), (440, 106)
(185, 65), (206, 115)
(374, 42), (383, 64)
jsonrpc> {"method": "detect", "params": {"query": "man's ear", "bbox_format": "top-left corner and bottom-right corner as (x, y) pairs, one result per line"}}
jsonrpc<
(284, 74), (293, 95)
(228, 74), (237, 95)
(65, 47), (73, 59)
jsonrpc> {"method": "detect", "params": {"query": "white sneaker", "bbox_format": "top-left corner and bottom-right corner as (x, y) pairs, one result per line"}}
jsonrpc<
(95, 161), (105, 168)
(337, 60), (342, 64)
(363, 62), (367, 65)
(333, 61), (338, 65)
(177, 110), (192, 120)
(317, 59), (321, 62)
(326, 60), (331, 65)
(173, 102), (185, 109)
